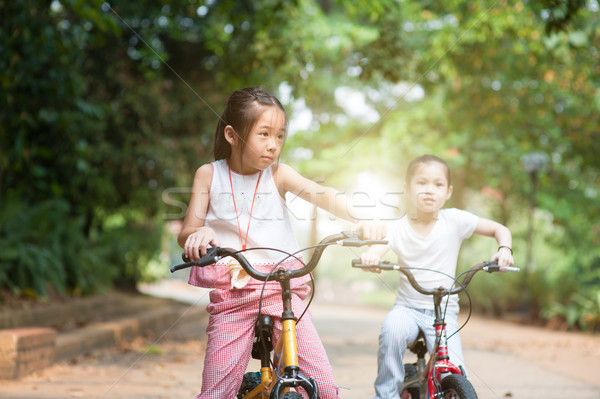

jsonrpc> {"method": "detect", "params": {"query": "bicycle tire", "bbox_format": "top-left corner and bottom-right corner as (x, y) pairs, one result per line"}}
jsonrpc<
(400, 363), (420, 399)
(280, 392), (303, 399)
(237, 372), (261, 398)
(439, 374), (478, 399)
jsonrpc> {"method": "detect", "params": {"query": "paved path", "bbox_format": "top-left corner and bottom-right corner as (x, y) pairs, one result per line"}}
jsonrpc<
(312, 303), (600, 399)
(0, 281), (599, 399)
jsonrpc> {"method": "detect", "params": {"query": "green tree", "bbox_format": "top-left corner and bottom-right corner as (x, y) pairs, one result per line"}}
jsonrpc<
(2, 0), (599, 329)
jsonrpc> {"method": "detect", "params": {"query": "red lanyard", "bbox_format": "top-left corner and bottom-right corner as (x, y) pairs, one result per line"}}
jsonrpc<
(228, 162), (262, 250)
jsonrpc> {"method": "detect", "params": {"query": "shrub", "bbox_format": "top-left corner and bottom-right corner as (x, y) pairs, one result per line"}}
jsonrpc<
(0, 198), (162, 298)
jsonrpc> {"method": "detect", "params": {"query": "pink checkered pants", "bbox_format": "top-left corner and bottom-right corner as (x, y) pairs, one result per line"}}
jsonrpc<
(195, 287), (340, 399)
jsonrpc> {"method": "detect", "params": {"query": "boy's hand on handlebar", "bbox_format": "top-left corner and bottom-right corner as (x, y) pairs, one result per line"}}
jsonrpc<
(184, 227), (220, 261)
(360, 251), (382, 274)
(491, 247), (514, 268)
(353, 221), (386, 240)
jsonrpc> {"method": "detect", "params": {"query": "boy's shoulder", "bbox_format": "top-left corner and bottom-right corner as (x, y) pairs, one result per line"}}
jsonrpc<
(385, 214), (408, 230)
(439, 208), (479, 227)
(440, 208), (475, 216)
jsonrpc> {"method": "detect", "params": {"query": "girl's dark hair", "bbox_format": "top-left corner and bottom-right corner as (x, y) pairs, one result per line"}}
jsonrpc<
(213, 87), (288, 160)
(406, 154), (451, 186)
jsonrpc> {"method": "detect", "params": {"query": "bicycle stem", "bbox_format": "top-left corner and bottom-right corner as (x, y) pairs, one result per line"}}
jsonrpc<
(277, 271), (296, 323)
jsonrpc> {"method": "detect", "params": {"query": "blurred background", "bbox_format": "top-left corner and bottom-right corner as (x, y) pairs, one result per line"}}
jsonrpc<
(1, 0), (599, 332)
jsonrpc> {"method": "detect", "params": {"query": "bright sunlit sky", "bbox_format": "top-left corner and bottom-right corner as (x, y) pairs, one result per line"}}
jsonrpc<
(279, 82), (419, 240)
(285, 170), (405, 246)
(278, 81), (425, 136)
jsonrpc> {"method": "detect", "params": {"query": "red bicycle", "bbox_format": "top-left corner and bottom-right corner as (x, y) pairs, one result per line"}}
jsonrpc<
(351, 259), (519, 399)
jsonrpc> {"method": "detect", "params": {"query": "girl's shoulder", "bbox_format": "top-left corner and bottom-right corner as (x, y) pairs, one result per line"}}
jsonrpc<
(271, 162), (291, 193)
(271, 163), (314, 198)
(271, 162), (298, 184)
(271, 162), (291, 175)
(194, 162), (214, 186)
(196, 162), (214, 176)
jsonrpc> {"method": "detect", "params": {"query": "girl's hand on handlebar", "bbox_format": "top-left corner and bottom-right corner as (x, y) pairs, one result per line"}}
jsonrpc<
(184, 227), (220, 261)
(353, 220), (387, 240)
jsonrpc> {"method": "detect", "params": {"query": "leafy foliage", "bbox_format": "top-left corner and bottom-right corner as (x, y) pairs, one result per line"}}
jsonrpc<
(0, 199), (106, 297)
(289, 1), (600, 329)
(1, 0), (599, 330)
(0, 196), (163, 298)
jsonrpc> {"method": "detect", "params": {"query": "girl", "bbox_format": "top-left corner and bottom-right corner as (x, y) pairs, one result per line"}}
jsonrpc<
(360, 154), (514, 399)
(178, 87), (383, 399)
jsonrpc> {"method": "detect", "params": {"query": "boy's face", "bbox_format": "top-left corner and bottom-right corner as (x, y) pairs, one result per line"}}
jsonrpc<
(408, 162), (453, 214)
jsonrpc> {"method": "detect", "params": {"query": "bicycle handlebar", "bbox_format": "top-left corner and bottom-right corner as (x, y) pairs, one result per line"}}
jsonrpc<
(351, 259), (520, 296)
(171, 231), (388, 282)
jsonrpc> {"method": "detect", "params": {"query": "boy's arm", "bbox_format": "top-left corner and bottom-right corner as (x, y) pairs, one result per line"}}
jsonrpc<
(178, 164), (220, 260)
(473, 217), (514, 267)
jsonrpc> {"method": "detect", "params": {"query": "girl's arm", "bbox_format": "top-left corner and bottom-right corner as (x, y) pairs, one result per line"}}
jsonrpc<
(274, 163), (385, 238)
(178, 164), (220, 260)
(473, 217), (514, 267)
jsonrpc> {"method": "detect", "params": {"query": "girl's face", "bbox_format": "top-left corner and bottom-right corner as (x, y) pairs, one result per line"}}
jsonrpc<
(227, 105), (286, 174)
(407, 161), (453, 215)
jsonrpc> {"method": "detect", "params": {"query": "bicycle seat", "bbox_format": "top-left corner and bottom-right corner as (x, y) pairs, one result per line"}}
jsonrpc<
(407, 330), (427, 357)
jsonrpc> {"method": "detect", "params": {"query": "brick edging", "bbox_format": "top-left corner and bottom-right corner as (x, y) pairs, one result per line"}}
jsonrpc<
(0, 303), (206, 380)
(0, 328), (56, 379)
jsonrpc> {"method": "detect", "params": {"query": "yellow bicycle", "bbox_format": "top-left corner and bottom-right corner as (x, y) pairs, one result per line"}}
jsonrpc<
(171, 231), (385, 399)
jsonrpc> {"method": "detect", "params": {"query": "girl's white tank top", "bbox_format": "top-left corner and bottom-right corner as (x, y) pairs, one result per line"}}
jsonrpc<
(188, 159), (305, 289)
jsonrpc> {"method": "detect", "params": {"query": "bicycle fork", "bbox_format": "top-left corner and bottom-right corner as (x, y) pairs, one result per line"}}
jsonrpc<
(428, 295), (464, 398)
(269, 277), (318, 399)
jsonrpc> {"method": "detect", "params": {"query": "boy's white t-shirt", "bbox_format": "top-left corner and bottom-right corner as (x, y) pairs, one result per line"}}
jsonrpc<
(386, 208), (478, 313)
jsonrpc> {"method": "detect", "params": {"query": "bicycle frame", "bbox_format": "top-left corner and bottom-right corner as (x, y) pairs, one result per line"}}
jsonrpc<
(426, 291), (465, 398)
(399, 288), (465, 399)
(241, 270), (318, 399)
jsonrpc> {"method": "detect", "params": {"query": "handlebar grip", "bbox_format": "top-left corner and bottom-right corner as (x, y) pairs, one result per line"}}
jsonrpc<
(482, 264), (520, 273)
(170, 263), (186, 273)
(170, 256), (219, 273)
(366, 240), (388, 246)
(351, 259), (398, 271)
(351, 259), (377, 268)
(170, 263), (188, 273)
(342, 239), (388, 247)
(170, 248), (221, 273)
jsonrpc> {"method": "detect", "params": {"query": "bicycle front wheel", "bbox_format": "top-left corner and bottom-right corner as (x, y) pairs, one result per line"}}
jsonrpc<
(440, 374), (478, 399)
(237, 372), (261, 398)
(400, 363), (420, 399)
